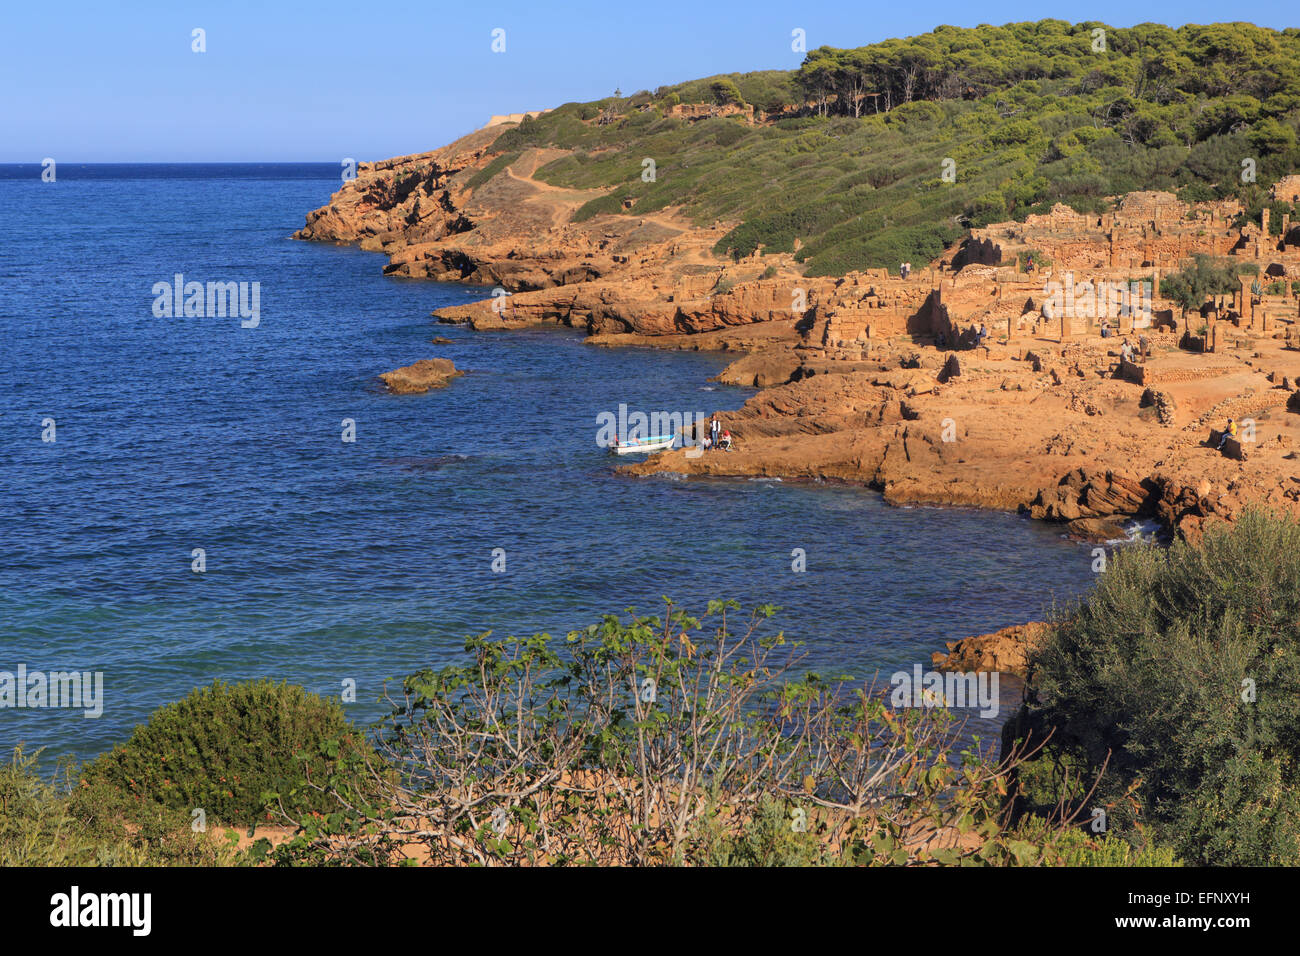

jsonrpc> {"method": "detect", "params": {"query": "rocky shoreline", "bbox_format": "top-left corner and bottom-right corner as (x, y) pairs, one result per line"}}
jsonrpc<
(295, 118), (1300, 667)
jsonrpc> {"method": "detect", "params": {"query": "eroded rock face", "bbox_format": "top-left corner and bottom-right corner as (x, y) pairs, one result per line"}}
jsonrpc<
(714, 349), (803, 387)
(379, 358), (462, 394)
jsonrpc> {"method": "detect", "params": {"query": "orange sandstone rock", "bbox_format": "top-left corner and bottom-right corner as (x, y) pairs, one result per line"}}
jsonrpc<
(379, 358), (462, 394)
(931, 623), (1051, 677)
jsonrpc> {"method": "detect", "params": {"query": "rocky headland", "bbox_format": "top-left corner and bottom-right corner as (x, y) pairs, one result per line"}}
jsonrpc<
(298, 118), (1300, 551)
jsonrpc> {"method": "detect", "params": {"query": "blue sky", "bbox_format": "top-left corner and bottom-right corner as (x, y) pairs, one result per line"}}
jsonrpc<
(2, 1), (1296, 162)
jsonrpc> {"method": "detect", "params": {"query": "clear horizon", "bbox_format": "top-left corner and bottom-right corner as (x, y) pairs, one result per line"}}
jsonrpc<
(3, 1), (1297, 163)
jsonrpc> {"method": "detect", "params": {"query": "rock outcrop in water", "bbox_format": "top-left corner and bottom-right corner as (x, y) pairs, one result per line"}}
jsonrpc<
(932, 623), (1050, 677)
(379, 358), (462, 394)
(297, 116), (1300, 545)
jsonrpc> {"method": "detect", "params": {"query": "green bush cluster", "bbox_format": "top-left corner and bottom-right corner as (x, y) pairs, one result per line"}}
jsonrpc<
(464, 150), (521, 189)
(1159, 254), (1257, 311)
(81, 679), (371, 828)
(1, 746), (227, 866)
(1021, 509), (1300, 865)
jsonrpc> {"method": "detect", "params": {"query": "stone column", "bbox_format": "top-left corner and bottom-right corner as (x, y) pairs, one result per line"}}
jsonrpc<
(1241, 275), (1255, 329)
(1149, 270), (1160, 329)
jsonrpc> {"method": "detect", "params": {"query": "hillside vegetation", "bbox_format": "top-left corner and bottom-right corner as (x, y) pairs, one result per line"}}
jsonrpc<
(491, 20), (1300, 275)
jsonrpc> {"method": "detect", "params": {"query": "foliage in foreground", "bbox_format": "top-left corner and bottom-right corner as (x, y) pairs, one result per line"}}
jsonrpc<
(4, 603), (1192, 867)
(1021, 508), (1300, 866)
(80, 679), (373, 829)
(263, 601), (1113, 866)
(0, 746), (226, 866)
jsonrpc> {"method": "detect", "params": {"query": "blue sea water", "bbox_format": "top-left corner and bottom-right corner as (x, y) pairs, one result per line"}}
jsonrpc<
(0, 164), (1094, 763)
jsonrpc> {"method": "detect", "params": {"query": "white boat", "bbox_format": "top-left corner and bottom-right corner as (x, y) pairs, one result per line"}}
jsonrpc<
(611, 434), (675, 455)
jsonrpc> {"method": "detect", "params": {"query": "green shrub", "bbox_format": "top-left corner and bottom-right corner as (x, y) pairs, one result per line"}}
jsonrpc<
(1160, 254), (1253, 311)
(1, 746), (224, 866)
(1023, 509), (1300, 865)
(572, 192), (626, 223)
(267, 601), (1089, 867)
(687, 795), (840, 867)
(81, 680), (372, 828)
(1011, 816), (1182, 866)
(465, 151), (521, 189)
(1, 747), (97, 866)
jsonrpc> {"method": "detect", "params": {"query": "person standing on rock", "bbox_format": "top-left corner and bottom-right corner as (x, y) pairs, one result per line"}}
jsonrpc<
(710, 414), (721, 451)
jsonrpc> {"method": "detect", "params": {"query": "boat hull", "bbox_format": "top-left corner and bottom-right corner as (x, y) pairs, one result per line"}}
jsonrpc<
(611, 436), (675, 455)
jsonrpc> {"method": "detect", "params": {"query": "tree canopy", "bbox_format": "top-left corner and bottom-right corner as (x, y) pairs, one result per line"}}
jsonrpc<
(491, 21), (1300, 275)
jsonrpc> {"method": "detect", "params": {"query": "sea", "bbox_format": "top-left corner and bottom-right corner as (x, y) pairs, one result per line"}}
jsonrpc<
(0, 163), (1096, 764)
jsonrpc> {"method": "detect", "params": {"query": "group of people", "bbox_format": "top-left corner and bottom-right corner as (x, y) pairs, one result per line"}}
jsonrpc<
(900, 261), (914, 279)
(1117, 335), (1150, 363)
(703, 414), (733, 452)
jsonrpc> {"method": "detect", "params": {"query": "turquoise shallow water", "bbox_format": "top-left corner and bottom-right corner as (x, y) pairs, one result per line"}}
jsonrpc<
(0, 164), (1094, 762)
